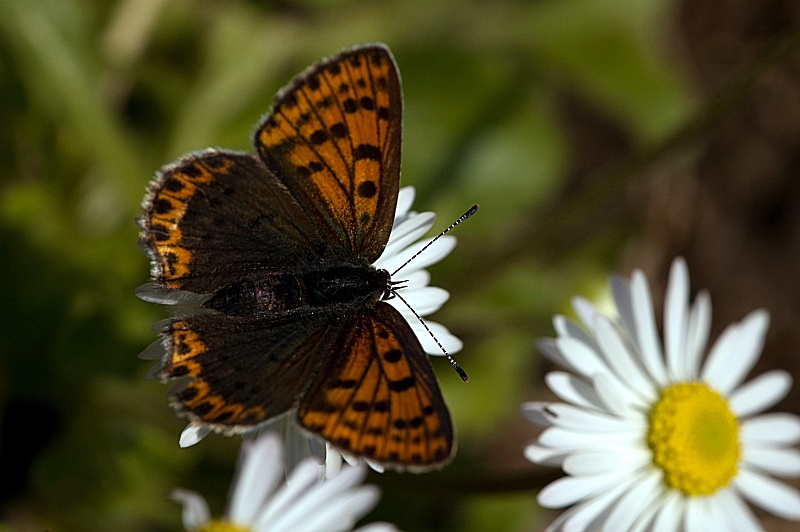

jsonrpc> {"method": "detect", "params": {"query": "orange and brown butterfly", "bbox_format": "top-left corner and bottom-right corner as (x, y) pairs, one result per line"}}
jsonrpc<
(137, 43), (464, 471)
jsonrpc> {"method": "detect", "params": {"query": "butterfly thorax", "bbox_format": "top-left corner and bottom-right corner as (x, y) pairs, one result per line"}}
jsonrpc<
(203, 265), (390, 317)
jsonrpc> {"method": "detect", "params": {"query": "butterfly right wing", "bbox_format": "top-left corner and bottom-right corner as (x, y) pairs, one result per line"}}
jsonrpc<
(254, 44), (403, 263)
(146, 311), (339, 431)
(298, 302), (454, 471)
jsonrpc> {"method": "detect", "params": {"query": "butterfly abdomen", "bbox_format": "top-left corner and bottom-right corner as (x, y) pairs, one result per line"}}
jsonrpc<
(203, 274), (302, 316)
(203, 265), (389, 317)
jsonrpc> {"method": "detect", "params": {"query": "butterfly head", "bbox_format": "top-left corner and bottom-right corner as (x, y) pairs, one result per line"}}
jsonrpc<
(380, 277), (407, 302)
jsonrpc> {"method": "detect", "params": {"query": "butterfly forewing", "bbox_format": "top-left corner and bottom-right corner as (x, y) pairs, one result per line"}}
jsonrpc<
(298, 303), (454, 470)
(139, 151), (333, 293)
(255, 44), (402, 263)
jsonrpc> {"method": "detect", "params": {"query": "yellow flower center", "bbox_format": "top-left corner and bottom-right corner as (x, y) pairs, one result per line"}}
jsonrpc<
(197, 521), (252, 532)
(647, 382), (740, 496)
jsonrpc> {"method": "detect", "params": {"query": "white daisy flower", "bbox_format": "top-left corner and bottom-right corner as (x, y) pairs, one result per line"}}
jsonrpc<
(523, 257), (800, 531)
(172, 432), (397, 532)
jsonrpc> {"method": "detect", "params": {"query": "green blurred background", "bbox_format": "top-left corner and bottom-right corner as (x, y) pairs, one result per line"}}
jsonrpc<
(2, 0), (800, 530)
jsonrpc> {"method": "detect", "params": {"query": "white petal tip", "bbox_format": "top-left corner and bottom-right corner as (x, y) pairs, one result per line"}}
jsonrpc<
(179, 424), (211, 447)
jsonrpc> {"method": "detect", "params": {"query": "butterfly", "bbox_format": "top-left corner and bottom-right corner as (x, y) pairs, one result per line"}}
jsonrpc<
(137, 44), (459, 471)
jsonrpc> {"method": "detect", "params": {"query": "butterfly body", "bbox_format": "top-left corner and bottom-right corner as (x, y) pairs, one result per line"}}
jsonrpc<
(203, 265), (390, 318)
(138, 44), (456, 471)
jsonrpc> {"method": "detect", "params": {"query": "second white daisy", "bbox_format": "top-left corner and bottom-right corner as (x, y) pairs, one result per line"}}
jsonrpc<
(524, 257), (800, 531)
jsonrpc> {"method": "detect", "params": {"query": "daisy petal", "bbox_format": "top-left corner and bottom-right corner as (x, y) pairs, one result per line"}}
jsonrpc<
(323, 445), (343, 479)
(545, 372), (605, 410)
(553, 315), (600, 354)
(742, 447), (800, 476)
(395, 269), (430, 290)
(650, 491), (683, 532)
(537, 337), (570, 368)
(364, 459), (384, 474)
(256, 459), (321, 525)
(379, 235), (456, 275)
(555, 336), (611, 380)
(532, 403), (634, 433)
(392, 286), (449, 315)
(572, 296), (601, 331)
(394, 186), (415, 222)
(714, 488), (762, 532)
(381, 213), (436, 260)
(683, 497), (713, 532)
(539, 426), (643, 449)
(602, 469), (663, 532)
(229, 434), (283, 522)
(629, 269), (667, 386)
(523, 443), (569, 466)
(286, 486), (381, 532)
(628, 500), (662, 532)
(610, 274), (635, 343)
(407, 320), (462, 355)
(543, 507), (573, 532)
(179, 424), (211, 448)
(385, 209), (434, 246)
(740, 413), (800, 446)
(538, 469), (632, 508)
(521, 402), (551, 426)
(556, 482), (628, 531)
(734, 468), (800, 520)
(171, 488), (211, 530)
(728, 370), (792, 417)
(562, 448), (650, 476)
(269, 466), (372, 531)
(702, 310), (769, 395)
(409, 235), (457, 270)
(593, 372), (642, 416)
(684, 290), (711, 379)
(664, 258), (690, 380)
(704, 495), (730, 531)
(594, 315), (655, 401)
(284, 418), (320, 474)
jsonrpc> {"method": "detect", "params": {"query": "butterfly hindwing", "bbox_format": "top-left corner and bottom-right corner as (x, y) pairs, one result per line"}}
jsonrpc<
(298, 302), (454, 470)
(254, 44), (402, 263)
(153, 312), (340, 430)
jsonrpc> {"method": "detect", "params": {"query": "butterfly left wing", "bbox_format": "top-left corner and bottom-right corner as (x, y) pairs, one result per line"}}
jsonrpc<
(138, 150), (341, 294)
(297, 302), (454, 471)
(253, 44), (402, 263)
(147, 311), (342, 431)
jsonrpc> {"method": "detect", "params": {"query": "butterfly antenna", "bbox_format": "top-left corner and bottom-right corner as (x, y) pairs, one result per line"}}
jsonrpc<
(391, 289), (469, 383)
(391, 204), (479, 276)
(388, 204), (477, 382)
